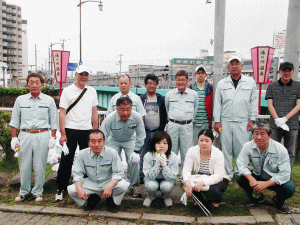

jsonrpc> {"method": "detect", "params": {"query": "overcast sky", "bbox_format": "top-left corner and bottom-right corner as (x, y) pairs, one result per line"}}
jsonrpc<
(10, 0), (289, 73)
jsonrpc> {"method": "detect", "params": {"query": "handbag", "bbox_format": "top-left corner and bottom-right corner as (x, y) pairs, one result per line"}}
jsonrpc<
(66, 88), (88, 115)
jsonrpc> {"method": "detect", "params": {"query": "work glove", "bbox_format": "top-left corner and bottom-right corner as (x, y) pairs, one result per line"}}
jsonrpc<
(48, 136), (56, 149)
(159, 154), (167, 167)
(62, 142), (69, 156)
(155, 153), (161, 166)
(130, 151), (140, 164)
(275, 117), (287, 128)
(275, 117), (289, 131)
(11, 137), (20, 152)
(213, 130), (219, 138)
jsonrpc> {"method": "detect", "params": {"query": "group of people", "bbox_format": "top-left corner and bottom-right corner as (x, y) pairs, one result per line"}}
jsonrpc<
(9, 56), (299, 214)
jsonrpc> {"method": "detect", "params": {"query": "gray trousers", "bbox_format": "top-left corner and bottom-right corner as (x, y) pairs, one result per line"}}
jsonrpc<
(271, 128), (298, 170)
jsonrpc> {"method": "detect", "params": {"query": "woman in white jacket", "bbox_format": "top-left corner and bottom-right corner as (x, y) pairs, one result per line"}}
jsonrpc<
(183, 129), (229, 209)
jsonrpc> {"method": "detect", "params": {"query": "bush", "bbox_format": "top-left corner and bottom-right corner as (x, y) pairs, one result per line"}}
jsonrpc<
(0, 111), (14, 158)
(0, 86), (58, 97)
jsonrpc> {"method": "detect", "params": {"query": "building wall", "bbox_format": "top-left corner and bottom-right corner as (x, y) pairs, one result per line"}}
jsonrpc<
(0, 0), (24, 87)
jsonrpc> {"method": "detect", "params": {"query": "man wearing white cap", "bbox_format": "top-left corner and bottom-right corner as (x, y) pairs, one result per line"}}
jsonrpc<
(190, 66), (213, 145)
(55, 65), (99, 201)
(213, 56), (258, 181)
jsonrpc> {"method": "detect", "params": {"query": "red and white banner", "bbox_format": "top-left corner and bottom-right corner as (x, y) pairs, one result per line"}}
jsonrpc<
(52, 50), (70, 83)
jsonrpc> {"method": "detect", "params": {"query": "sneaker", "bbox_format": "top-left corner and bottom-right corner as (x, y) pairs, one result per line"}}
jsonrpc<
(106, 197), (119, 213)
(143, 197), (152, 207)
(245, 193), (265, 207)
(164, 198), (172, 207)
(130, 187), (142, 198)
(273, 196), (291, 214)
(14, 195), (25, 202)
(83, 194), (101, 211)
(278, 204), (291, 214)
(34, 194), (43, 202)
(54, 190), (64, 202)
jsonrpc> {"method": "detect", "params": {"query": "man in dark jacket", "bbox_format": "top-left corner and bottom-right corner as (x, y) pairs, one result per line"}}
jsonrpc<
(140, 74), (168, 180)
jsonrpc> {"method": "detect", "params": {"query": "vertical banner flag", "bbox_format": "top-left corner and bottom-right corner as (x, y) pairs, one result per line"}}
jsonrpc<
(251, 46), (275, 114)
(52, 50), (70, 101)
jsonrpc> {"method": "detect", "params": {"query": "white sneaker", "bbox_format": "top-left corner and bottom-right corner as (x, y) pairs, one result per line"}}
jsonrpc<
(34, 194), (43, 202)
(54, 191), (64, 202)
(143, 197), (152, 207)
(164, 198), (172, 207)
(14, 195), (25, 202)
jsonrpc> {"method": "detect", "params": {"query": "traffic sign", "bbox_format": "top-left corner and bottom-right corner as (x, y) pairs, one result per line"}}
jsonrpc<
(68, 63), (78, 71)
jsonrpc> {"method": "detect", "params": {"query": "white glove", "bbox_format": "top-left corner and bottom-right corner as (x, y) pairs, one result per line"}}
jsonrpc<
(155, 153), (161, 166)
(130, 151), (140, 164)
(180, 192), (188, 206)
(14, 152), (19, 158)
(275, 117), (287, 128)
(62, 142), (69, 156)
(11, 137), (20, 152)
(159, 154), (167, 167)
(48, 137), (56, 149)
(280, 124), (290, 131)
(213, 130), (219, 138)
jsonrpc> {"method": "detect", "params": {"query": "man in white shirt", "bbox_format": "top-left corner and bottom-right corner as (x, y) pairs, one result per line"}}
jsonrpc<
(107, 75), (146, 116)
(55, 65), (99, 202)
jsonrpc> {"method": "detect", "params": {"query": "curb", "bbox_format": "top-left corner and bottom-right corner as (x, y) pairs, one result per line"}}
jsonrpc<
(1, 204), (299, 224)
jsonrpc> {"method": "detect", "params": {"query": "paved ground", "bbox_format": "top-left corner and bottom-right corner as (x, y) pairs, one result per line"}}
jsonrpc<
(0, 203), (300, 224)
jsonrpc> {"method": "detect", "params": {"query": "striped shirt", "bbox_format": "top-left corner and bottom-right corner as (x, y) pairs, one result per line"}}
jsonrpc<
(193, 83), (209, 127)
(197, 158), (211, 175)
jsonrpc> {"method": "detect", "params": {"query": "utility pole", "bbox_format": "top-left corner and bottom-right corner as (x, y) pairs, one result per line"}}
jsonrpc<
(213, 0), (226, 96)
(35, 44), (37, 72)
(284, 0), (300, 80)
(119, 54), (123, 76)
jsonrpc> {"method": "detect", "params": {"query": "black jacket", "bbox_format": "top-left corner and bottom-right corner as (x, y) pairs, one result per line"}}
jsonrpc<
(140, 93), (168, 131)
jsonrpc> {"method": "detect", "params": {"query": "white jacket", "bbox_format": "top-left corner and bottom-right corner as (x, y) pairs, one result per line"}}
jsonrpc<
(182, 145), (229, 186)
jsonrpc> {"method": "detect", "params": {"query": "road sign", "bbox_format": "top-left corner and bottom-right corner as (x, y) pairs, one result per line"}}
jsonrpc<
(68, 63), (78, 71)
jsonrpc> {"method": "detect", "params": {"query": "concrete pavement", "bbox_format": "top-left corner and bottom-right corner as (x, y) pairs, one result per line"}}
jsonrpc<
(0, 203), (300, 224)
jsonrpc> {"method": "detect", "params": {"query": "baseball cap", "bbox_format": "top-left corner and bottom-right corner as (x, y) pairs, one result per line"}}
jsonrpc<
(195, 66), (206, 73)
(228, 56), (243, 65)
(279, 62), (294, 70)
(76, 65), (90, 74)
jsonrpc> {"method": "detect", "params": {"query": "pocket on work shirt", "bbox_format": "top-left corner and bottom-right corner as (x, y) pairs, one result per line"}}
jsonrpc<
(20, 107), (33, 120)
(37, 106), (49, 120)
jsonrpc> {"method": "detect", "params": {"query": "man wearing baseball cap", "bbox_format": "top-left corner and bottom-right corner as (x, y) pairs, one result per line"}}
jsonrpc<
(190, 66), (213, 145)
(213, 56), (258, 181)
(55, 65), (99, 201)
(265, 62), (300, 172)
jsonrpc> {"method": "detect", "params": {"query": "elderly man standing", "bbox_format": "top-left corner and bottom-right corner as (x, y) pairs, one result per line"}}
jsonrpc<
(10, 73), (58, 202)
(236, 121), (295, 214)
(68, 130), (129, 212)
(107, 75), (146, 116)
(101, 97), (146, 196)
(189, 66), (213, 145)
(265, 62), (300, 171)
(55, 65), (99, 201)
(165, 70), (198, 171)
(214, 56), (258, 181)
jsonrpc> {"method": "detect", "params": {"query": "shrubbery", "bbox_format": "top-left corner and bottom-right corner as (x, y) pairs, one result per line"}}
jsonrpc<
(0, 111), (13, 158)
(0, 86), (58, 97)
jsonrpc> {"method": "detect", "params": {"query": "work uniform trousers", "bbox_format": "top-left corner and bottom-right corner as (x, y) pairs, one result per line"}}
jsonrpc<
(167, 121), (193, 171)
(271, 128), (298, 170)
(106, 138), (140, 190)
(220, 121), (249, 179)
(144, 178), (175, 200)
(56, 129), (90, 192)
(67, 178), (129, 206)
(236, 174), (295, 207)
(18, 131), (50, 196)
(193, 124), (209, 146)
(193, 178), (229, 203)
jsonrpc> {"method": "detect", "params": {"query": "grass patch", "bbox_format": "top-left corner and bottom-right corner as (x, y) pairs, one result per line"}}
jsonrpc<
(0, 158), (299, 218)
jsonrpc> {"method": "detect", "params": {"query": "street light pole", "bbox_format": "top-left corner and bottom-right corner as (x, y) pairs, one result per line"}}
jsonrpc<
(78, 0), (103, 65)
